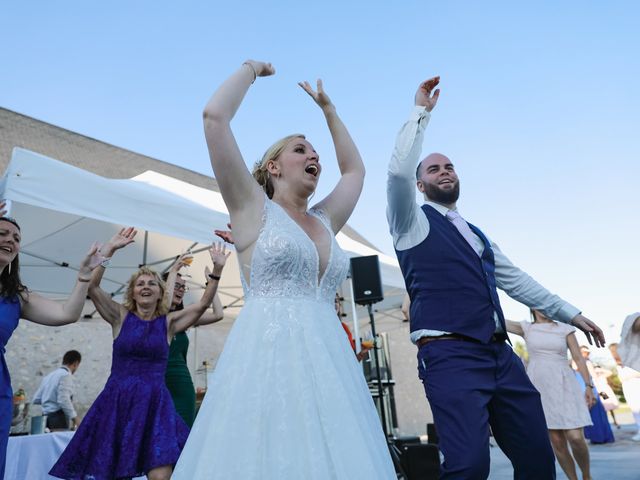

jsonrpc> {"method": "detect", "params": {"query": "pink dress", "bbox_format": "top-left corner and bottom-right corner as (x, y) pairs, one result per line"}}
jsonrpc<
(521, 321), (592, 430)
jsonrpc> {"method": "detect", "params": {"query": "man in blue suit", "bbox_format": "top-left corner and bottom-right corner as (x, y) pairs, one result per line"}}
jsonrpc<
(386, 76), (605, 479)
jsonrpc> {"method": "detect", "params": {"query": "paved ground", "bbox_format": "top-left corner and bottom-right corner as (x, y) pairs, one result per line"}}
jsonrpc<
(489, 414), (639, 479)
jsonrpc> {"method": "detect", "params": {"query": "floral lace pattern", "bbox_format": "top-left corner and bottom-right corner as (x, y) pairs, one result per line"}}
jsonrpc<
(49, 313), (189, 479)
(172, 197), (396, 479)
(242, 198), (349, 304)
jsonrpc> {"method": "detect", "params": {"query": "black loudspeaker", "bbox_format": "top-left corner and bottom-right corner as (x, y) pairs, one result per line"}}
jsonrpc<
(350, 255), (383, 305)
(400, 443), (440, 480)
(393, 436), (422, 449)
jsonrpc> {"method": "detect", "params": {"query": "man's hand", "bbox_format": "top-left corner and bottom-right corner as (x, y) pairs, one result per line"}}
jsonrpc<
(571, 314), (606, 348)
(415, 76), (440, 112)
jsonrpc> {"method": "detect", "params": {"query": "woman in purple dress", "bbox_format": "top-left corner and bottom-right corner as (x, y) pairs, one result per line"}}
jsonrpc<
(0, 204), (100, 479)
(50, 227), (229, 480)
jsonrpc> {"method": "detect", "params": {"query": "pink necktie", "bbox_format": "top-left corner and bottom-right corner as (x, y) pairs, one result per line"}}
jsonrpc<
(446, 210), (480, 256)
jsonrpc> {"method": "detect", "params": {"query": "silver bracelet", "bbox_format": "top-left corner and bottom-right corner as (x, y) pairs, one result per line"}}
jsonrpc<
(242, 62), (257, 84)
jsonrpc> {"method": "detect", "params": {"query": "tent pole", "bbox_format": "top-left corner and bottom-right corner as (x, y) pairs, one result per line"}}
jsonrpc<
(192, 327), (198, 386)
(142, 231), (149, 266)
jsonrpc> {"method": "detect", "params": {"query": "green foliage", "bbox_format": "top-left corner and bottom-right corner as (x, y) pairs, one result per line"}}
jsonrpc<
(513, 340), (529, 363)
(607, 373), (626, 403)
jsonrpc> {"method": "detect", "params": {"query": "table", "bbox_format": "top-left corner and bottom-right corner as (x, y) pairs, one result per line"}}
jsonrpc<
(5, 432), (145, 479)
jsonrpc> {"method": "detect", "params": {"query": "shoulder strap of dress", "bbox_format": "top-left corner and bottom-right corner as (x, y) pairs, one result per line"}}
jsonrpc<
(308, 206), (332, 231)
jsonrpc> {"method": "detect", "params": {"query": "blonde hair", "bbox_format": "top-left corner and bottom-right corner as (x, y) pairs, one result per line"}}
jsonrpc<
(123, 267), (169, 317)
(252, 134), (305, 199)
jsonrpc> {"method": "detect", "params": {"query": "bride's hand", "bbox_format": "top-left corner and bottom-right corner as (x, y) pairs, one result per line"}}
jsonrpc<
(298, 79), (335, 114)
(244, 60), (275, 79)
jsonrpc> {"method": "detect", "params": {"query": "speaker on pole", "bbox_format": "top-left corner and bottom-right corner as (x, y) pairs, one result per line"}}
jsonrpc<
(350, 255), (383, 306)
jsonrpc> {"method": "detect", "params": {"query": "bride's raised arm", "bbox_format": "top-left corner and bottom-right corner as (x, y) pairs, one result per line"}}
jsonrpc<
(202, 60), (275, 225)
(299, 80), (365, 234)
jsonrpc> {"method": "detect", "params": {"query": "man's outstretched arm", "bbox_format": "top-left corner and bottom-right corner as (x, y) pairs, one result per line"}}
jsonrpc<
(493, 241), (605, 347)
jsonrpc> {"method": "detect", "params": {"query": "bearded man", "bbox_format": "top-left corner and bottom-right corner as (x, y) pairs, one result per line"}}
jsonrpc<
(386, 76), (605, 480)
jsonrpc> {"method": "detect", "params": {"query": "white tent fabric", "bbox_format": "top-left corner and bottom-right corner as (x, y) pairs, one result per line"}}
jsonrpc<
(0, 148), (405, 317)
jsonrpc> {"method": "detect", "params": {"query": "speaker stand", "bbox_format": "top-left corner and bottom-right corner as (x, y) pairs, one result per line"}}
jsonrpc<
(367, 303), (389, 437)
(364, 304), (407, 478)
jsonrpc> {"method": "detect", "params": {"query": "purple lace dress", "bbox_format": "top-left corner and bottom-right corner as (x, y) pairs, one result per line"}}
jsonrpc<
(50, 312), (189, 479)
(0, 296), (21, 480)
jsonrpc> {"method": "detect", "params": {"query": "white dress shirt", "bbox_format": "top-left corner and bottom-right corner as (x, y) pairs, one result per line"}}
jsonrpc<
(32, 366), (77, 421)
(386, 106), (581, 343)
(619, 313), (640, 371)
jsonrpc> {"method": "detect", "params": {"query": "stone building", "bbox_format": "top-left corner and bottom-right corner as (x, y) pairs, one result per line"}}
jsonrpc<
(0, 107), (432, 436)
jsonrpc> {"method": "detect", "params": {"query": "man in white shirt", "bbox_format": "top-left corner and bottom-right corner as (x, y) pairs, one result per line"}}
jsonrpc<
(33, 350), (81, 430)
(387, 76), (605, 479)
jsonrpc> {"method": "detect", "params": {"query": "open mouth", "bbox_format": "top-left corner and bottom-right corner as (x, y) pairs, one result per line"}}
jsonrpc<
(304, 164), (319, 177)
(0, 246), (12, 254)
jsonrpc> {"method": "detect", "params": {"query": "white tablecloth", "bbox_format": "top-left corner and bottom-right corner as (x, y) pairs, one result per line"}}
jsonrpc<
(5, 432), (145, 479)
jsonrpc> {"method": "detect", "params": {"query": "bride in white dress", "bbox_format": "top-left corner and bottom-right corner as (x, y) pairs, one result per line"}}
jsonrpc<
(172, 61), (396, 479)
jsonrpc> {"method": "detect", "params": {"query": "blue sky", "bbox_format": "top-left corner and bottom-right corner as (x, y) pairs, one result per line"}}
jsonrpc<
(2, 1), (639, 344)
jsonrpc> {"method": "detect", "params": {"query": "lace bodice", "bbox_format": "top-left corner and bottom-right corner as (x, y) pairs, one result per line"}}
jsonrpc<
(241, 198), (349, 304)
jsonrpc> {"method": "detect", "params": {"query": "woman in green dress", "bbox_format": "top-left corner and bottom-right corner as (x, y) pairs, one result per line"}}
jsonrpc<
(163, 259), (224, 427)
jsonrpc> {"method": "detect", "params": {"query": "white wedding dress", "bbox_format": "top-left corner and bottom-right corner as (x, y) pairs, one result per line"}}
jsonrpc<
(173, 198), (396, 479)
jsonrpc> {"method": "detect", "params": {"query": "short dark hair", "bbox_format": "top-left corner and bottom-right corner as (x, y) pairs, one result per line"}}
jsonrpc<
(415, 161), (422, 180)
(62, 350), (81, 365)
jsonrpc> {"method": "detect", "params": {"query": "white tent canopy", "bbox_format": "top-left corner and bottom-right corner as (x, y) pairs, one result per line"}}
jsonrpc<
(0, 148), (405, 318)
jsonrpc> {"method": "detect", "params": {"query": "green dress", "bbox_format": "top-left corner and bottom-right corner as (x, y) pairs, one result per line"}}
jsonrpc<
(165, 332), (196, 427)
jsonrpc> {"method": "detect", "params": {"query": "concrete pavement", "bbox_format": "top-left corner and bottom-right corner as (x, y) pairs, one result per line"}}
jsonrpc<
(489, 418), (639, 479)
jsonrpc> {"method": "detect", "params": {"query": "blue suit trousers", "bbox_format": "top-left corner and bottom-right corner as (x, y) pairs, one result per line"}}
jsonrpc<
(418, 339), (556, 480)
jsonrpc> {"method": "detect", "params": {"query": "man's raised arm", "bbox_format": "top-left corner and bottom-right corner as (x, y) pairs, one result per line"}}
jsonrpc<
(387, 77), (440, 242)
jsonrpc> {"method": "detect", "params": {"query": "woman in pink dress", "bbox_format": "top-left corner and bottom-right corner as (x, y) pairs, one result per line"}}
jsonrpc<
(507, 310), (595, 480)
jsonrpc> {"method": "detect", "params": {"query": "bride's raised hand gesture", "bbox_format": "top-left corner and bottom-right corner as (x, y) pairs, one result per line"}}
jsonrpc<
(297, 78), (365, 234)
(298, 79), (335, 114)
(243, 60), (275, 81)
(202, 60), (278, 250)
